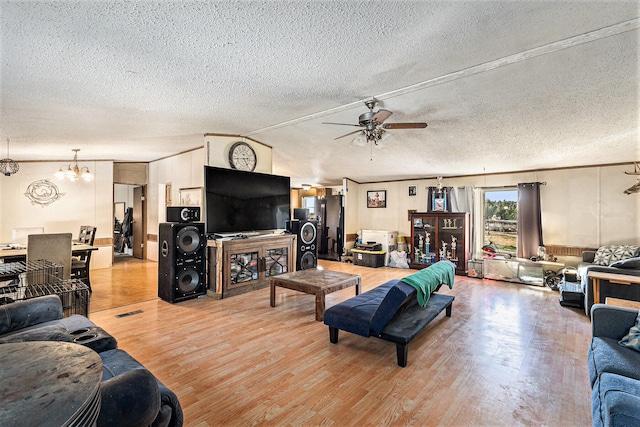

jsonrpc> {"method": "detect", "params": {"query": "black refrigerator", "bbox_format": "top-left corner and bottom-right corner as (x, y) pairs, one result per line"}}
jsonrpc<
(315, 195), (344, 261)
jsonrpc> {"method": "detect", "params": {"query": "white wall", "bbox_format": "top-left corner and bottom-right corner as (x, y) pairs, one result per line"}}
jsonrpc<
(147, 148), (206, 262)
(114, 184), (134, 207)
(345, 164), (640, 256)
(0, 160), (114, 269)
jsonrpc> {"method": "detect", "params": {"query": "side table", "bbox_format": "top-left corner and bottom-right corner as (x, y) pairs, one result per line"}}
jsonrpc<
(0, 341), (103, 426)
(589, 271), (640, 306)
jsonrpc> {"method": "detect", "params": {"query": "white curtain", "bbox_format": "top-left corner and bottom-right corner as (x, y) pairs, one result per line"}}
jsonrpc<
(453, 186), (475, 259)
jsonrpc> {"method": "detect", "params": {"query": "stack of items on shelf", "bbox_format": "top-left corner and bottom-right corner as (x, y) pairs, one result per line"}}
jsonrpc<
(354, 242), (382, 251)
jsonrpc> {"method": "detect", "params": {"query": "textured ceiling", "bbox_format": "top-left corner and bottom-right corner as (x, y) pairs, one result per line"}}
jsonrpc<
(1, 1), (638, 187)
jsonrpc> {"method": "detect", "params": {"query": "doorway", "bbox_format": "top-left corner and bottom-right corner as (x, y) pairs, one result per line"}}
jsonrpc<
(114, 184), (146, 261)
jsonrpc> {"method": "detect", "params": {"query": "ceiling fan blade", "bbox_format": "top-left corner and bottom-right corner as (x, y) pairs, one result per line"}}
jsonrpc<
(372, 109), (393, 123)
(322, 122), (362, 127)
(382, 122), (428, 129)
(334, 129), (363, 140)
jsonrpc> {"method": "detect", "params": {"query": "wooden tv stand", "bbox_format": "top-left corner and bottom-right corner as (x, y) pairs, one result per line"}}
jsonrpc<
(207, 233), (296, 299)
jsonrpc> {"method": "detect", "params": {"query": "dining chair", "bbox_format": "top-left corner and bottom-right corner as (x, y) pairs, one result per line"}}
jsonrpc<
(72, 226), (96, 292)
(71, 225), (96, 260)
(26, 233), (72, 283)
(71, 225), (88, 262)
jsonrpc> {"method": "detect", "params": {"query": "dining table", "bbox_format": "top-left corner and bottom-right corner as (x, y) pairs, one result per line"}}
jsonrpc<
(0, 242), (98, 262)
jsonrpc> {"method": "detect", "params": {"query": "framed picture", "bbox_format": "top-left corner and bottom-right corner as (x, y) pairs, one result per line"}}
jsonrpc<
(179, 187), (203, 209)
(433, 197), (446, 212)
(367, 190), (386, 208)
(408, 185), (417, 197)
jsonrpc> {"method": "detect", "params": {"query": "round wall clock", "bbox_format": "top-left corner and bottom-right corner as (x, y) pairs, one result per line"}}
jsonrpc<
(228, 141), (257, 172)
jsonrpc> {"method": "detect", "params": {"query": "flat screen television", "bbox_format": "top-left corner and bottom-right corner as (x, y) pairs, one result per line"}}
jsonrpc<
(204, 166), (291, 236)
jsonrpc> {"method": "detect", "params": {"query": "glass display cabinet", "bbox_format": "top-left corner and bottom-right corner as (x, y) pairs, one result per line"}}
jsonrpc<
(409, 212), (470, 275)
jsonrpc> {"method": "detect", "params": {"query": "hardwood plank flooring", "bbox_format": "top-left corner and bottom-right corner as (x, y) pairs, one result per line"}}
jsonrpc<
(89, 255), (159, 312)
(89, 258), (593, 426)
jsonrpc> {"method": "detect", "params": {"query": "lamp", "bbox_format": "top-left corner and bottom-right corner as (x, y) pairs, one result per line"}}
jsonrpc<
(0, 138), (19, 177)
(350, 133), (367, 147)
(301, 184), (312, 191)
(350, 128), (392, 148)
(55, 149), (93, 182)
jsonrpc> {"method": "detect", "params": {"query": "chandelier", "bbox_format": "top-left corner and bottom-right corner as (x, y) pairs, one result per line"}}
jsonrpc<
(0, 138), (19, 177)
(55, 149), (93, 182)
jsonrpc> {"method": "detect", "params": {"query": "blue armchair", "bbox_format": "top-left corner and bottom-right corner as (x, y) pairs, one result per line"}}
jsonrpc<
(0, 295), (182, 426)
(589, 304), (640, 426)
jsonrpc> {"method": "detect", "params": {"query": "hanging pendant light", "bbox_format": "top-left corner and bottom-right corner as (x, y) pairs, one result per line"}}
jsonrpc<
(0, 138), (19, 177)
(55, 149), (93, 182)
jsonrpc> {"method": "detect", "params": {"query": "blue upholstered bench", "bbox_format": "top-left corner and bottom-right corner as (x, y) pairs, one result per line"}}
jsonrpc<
(323, 278), (454, 367)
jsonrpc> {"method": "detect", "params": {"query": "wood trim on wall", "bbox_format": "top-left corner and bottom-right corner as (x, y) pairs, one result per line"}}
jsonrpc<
(147, 234), (157, 243)
(94, 237), (113, 246)
(348, 161), (639, 185)
(204, 133), (272, 149)
(545, 245), (597, 257)
(113, 162), (148, 185)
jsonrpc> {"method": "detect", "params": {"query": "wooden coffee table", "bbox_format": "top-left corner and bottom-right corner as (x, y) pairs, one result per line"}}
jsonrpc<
(270, 269), (361, 321)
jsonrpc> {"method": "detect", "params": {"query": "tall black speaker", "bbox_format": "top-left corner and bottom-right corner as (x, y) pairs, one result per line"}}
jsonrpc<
(158, 222), (207, 303)
(287, 219), (317, 270)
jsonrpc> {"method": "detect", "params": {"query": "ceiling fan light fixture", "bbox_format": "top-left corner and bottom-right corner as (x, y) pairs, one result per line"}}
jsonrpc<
(374, 130), (393, 148)
(326, 98), (425, 149)
(350, 133), (367, 147)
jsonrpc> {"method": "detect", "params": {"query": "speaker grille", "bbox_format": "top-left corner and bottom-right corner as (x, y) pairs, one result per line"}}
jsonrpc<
(176, 267), (202, 293)
(299, 251), (317, 270)
(300, 221), (316, 245)
(176, 225), (202, 254)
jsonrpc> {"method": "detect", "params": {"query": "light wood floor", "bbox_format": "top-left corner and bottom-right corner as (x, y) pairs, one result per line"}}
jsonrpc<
(89, 258), (593, 426)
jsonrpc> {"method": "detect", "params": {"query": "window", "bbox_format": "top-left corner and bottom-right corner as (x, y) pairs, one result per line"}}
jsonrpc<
(302, 196), (316, 219)
(483, 189), (518, 254)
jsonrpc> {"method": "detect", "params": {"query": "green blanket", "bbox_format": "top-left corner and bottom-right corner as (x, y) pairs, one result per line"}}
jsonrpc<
(400, 260), (455, 307)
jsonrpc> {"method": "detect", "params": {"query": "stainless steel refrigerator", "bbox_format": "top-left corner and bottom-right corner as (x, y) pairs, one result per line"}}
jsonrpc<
(315, 195), (344, 261)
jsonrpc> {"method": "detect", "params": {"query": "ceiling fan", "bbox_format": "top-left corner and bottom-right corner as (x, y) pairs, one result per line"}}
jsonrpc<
(323, 98), (428, 148)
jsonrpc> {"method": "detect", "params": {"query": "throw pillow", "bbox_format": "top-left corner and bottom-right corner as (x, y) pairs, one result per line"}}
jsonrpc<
(619, 312), (640, 352)
(610, 257), (640, 269)
(593, 245), (640, 266)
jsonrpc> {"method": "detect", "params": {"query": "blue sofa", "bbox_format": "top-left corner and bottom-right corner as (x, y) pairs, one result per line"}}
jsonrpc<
(0, 294), (117, 352)
(324, 261), (455, 367)
(0, 295), (183, 426)
(589, 304), (640, 426)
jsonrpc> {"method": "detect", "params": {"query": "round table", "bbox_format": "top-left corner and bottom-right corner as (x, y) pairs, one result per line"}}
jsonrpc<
(0, 341), (103, 427)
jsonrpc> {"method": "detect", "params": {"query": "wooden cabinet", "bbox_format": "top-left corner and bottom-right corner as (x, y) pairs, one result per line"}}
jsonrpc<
(207, 234), (296, 299)
(409, 212), (470, 275)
